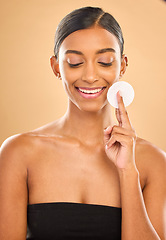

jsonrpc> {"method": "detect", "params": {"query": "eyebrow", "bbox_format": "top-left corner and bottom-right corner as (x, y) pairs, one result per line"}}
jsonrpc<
(65, 48), (116, 55)
(96, 48), (116, 54)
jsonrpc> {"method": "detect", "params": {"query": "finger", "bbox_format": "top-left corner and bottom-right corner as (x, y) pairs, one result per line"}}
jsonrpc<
(104, 124), (136, 147)
(103, 126), (113, 145)
(105, 132), (135, 149)
(115, 108), (122, 127)
(111, 125), (136, 139)
(117, 91), (132, 129)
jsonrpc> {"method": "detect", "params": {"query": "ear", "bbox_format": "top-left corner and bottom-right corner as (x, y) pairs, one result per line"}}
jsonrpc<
(50, 56), (62, 80)
(119, 54), (128, 79)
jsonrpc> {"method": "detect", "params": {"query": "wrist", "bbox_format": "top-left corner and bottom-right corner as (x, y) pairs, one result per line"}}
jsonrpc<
(118, 164), (139, 180)
(118, 167), (141, 195)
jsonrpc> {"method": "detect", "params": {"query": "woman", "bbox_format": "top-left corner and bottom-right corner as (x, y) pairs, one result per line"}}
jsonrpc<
(0, 6), (165, 240)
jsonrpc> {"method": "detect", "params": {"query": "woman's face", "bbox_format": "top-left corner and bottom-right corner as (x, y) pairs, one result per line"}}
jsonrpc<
(52, 26), (127, 112)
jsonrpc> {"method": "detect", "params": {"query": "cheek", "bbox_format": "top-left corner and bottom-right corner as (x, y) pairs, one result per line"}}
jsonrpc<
(99, 64), (121, 82)
(59, 62), (80, 82)
(61, 79), (74, 101)
(60, 69), (77, 97)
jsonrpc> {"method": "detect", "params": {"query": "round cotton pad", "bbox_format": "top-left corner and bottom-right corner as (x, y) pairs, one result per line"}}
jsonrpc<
(107, 81), (134, 108)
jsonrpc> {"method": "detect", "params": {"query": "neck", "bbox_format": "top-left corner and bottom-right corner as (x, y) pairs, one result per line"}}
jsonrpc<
(60, 101), (114, 146)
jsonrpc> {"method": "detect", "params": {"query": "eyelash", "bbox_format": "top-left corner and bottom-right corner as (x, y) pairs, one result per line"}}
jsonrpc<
(68, 62), (112, 68)
(68, 63), (83, 68)
(98, 62), (112, 67)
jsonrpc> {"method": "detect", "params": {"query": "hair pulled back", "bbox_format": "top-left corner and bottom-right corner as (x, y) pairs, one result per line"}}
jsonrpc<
(54, 7), (124, 58)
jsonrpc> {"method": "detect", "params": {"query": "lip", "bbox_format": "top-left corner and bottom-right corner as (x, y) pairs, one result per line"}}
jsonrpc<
(76, 87), (103, 90)
(75, 86), (106, 99)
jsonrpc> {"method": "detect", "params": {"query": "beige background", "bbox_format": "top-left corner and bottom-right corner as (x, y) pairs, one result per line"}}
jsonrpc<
(0, 0), (166, 151)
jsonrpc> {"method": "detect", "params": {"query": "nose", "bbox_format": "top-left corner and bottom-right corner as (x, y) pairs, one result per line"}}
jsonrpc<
(81, 62), (99, 84)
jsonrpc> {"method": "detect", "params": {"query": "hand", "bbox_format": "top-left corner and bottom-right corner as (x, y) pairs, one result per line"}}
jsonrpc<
(104, 91), (137, 172)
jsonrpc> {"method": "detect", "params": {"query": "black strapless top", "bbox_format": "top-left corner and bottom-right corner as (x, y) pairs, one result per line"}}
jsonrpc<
(27, 202), (121, 240)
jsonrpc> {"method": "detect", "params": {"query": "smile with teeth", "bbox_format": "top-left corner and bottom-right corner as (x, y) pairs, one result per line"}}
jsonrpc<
(77, 87), (104, 94)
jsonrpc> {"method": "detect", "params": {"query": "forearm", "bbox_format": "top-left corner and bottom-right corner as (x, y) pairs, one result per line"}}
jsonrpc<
(119, 168), (161, 240)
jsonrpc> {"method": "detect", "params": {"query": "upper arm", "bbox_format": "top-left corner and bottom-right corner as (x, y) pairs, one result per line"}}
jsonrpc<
(0, 135), (29, 240)
(142, 145), (166, 240)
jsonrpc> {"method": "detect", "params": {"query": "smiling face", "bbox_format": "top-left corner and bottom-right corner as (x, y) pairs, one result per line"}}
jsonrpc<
(51, 26), (127, 112)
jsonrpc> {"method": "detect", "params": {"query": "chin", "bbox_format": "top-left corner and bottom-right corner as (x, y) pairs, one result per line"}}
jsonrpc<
(76, 101), (107, 113)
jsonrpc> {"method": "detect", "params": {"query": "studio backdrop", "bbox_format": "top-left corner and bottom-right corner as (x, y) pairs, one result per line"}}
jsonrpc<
(0, 0), (166, 151)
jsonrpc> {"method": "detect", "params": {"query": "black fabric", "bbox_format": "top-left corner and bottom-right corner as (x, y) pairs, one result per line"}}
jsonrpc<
(27, 202), (121, 240)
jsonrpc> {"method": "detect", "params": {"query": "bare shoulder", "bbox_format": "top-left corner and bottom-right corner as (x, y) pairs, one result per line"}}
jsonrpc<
(1, 133), (26, 156)
(0, 118), (62, 156)
(135, 137), (165, 163)
(0, 118), (67, 166)
(0, 133), (42, 239)
(0, 132), (42, 167)
(1, 133), (34, 150)
(135, 137), (166, 182)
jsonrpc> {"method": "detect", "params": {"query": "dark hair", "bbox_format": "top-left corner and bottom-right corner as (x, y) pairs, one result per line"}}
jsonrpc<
(54, 6), (124, 58)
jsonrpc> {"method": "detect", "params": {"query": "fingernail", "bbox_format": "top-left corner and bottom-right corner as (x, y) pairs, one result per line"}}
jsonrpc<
(104, 127), (108, 132)
(104, 126), (112, 131)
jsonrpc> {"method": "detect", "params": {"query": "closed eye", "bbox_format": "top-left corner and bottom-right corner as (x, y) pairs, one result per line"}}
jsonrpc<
(98, 62), (113, 66)
(68, 62), (83, 68)
(68, 62), (112, 68)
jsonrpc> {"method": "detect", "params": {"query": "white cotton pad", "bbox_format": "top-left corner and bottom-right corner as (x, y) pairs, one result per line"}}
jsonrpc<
(107, 81), (134, 108)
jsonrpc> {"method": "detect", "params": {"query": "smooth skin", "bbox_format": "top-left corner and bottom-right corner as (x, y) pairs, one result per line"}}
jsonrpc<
(0, 26), (166, 240)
